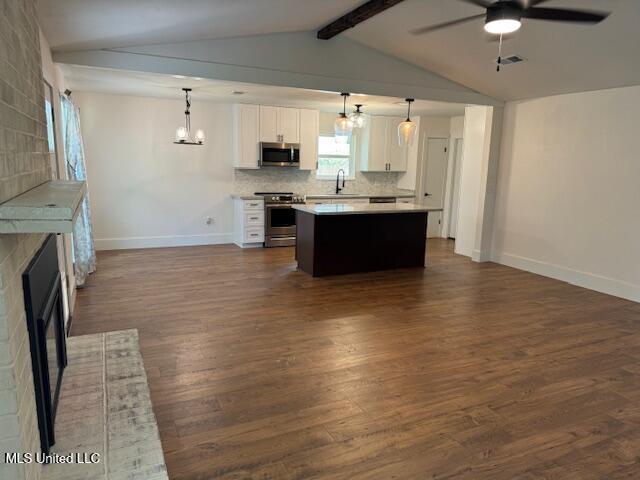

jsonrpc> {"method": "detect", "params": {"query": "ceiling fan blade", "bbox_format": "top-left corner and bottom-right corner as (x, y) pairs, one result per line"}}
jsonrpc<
(457, 0), (492, 7)
(523, 7), (610, 23)
(411, 14), (485, 35)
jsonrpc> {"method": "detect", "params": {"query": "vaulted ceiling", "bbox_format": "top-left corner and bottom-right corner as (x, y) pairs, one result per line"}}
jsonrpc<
(38, 0), (640, 101)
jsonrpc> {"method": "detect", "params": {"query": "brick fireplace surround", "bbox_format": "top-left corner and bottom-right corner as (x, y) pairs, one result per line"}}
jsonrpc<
(0, 0), (53, 478)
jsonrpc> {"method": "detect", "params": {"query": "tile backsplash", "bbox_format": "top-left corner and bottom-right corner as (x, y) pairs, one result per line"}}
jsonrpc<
(234, 169), (410, 195)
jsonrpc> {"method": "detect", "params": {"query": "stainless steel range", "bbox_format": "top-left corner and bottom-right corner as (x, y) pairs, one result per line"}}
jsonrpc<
(255, 192), (305, 247)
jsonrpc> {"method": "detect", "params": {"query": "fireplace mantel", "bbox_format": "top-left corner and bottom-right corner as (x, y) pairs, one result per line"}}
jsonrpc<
(0, 180), (86, 233)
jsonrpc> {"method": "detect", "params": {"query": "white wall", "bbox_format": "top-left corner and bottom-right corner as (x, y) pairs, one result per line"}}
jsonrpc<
(75, 92), (236, 249)
(455, 107), (488, 257)
(492, 86), (640, 302)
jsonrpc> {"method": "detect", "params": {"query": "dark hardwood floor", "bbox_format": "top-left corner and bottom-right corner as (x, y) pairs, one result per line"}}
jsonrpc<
(72, 239), (640, 479)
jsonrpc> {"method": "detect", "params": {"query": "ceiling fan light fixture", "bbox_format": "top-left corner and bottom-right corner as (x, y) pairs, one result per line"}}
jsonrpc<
(484, 5), (522, 35)
(484, 18), (521, 34)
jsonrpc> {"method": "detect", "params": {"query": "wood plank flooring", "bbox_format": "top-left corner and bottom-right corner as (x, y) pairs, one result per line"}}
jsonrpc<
(72, 239), (640, 479)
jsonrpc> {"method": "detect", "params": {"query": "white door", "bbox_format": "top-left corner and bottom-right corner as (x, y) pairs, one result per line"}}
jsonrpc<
(278, 107), (300, 143)
(259, 105), (278, 142)
(448, 138), (464, 239)
(298, 109), (319, 170)
(422, 138), (449, 237)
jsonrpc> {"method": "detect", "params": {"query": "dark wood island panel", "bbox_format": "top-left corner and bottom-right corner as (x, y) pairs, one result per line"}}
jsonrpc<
(295, 209), (428, 276)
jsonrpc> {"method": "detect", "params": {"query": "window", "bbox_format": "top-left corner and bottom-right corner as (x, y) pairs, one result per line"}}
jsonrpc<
(317, 134), (354, 179)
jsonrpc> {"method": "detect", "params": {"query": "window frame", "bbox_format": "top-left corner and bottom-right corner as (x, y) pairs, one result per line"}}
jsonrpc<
(315, 133), (357, 180)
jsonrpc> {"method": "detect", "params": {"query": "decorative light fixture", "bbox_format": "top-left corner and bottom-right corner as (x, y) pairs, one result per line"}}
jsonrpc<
(484, 5), (522, 35)
(334, 92), (354, 139)
(174, 88), (205, 145)
(348, 104), (366, 129)
(398, 98), (417, 147)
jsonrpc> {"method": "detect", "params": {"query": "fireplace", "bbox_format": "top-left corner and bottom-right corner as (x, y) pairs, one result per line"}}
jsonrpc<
(23, 234), (68, 455)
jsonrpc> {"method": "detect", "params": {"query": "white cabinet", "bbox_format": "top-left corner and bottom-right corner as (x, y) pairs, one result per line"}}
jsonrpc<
(359, 115), (415, 173)
(386, 116), (408, 172)
(259, 106), (299, 143)
(259, 105), (278, 143)
(233, 104), (260, 169)
(299, 109), (319, 171)
(279, 108), (299, 143)
(233, 198), (264, 248)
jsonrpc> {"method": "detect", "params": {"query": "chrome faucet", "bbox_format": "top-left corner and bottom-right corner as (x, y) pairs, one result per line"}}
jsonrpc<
(335, 169), (346, 194)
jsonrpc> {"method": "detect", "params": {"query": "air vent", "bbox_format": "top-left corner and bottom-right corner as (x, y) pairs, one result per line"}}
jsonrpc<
(497, 55), (524, 66)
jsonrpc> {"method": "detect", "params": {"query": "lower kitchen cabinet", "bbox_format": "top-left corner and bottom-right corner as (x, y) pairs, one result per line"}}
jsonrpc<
(233, 198), (265, 247)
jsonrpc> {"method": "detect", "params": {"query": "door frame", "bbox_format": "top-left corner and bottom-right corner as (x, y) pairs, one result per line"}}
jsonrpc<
(442, 137), (464, 239)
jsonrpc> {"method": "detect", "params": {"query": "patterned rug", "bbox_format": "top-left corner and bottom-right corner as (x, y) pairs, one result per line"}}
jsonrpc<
(43, 329), (168, 480)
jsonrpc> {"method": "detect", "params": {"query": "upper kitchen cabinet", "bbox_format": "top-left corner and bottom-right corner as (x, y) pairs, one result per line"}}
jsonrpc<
(259, 106), (299, 143)
(298, 109), (319, 171)
(233, 104), (260, 169)
(359, 115), (416, 173)
(386, 116), (408, 172)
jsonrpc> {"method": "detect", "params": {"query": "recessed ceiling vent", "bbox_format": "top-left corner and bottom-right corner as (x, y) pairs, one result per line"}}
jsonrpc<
(496, 55), (524, 66)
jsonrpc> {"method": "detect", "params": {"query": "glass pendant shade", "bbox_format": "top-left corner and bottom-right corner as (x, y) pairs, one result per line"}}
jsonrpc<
(175, 126), (188, 143)
(335, 114), (353, 138)
(398, 98), (417, 147)
(348, 104), (366, 129)
(335, 92), (353, 140)
(398, 120), (417, 147)
(194, 129), (206, 144)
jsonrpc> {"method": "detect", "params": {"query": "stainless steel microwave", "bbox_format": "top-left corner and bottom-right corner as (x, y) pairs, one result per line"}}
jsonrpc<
(260, 142), (300, 167)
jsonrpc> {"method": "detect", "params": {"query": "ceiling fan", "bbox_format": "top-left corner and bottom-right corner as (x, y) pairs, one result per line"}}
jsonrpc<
(411, 0), (610, 70)
(411, 0), (609, 36)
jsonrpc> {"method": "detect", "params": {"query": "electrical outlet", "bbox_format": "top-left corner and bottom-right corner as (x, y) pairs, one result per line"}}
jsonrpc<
(205, 217), (213, 225)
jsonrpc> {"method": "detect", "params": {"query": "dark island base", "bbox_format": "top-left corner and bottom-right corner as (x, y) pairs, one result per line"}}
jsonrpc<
(295, 211), (428, 277)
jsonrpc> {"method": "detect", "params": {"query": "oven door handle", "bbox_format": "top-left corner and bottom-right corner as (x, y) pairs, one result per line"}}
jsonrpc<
(266, 204), (296, 209)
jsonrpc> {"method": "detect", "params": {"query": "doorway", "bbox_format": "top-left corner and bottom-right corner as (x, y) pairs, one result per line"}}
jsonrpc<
(420, 138), (449, 238)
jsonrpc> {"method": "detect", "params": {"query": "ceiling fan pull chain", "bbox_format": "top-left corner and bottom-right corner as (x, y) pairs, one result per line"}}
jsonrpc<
(497, 33), (503, 72)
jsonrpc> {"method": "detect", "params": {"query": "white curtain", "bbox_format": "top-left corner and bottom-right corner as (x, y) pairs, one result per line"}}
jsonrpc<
(61, 95), (96, 287)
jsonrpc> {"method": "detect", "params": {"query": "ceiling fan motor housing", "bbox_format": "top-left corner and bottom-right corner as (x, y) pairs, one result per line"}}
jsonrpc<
(486, 1), (523, 25)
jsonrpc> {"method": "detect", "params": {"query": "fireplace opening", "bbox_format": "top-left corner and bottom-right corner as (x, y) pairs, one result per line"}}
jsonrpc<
(23, 234), (68, 455)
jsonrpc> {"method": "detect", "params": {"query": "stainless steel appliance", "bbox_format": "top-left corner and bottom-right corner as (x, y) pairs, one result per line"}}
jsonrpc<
(257, 192), (305, 247)
(260, 142), (300, 167)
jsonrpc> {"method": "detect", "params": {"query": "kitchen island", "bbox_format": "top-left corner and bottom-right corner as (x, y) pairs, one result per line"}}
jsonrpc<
(293, 203), (441, 276)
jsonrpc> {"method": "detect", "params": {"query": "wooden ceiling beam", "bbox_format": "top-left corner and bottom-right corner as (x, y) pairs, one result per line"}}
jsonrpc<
(317, 0), (406, 40)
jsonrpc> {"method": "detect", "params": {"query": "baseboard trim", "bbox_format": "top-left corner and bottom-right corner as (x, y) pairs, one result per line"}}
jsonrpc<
(493, 251), (640, 303)
(95, 233), (234, 251)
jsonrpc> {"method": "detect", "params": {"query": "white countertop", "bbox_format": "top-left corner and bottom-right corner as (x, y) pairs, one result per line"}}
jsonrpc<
(293, 203), (441, 215)
(231, 194), (263, 200)
(305, 193), (415, 200)
(232, 192), (415, 200)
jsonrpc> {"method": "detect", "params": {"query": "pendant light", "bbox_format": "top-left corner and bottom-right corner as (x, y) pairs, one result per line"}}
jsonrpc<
(398, 98), (417, 147)
(334, 92), (353, 139)
(174, 88), (205, 145)
(348, 104), (366, 129)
